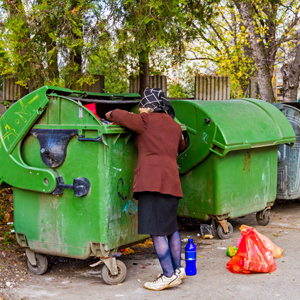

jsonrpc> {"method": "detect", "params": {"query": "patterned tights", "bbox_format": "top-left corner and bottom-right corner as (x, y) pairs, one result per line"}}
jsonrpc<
(151, 231), (182, 278)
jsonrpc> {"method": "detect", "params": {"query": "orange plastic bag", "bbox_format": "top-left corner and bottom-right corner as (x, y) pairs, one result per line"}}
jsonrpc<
(226, 227), (276, 274)
(240, 225), (284, 258)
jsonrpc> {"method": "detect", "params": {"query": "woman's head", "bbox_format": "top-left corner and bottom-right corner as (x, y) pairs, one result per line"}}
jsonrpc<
(139, 88), (175, 118)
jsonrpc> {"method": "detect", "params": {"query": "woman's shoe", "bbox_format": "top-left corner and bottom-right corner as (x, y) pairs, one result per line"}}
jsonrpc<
(144, 274), (182, 291)
(157, 267), (186, 280)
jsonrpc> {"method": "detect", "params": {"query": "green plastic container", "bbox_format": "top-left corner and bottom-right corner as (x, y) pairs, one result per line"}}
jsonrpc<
(171, 99), (295, 239)
(0, 86), (146, 284)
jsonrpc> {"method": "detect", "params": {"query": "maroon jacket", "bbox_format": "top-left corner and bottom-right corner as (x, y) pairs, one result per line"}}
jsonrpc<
(109, 109), (185, 198)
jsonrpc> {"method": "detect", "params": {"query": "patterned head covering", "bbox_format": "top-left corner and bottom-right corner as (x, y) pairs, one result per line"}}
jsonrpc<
(139, 87), (175, 119)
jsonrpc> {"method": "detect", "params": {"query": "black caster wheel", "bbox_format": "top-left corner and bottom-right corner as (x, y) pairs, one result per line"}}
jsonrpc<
(217, 222), (233, 239)
(27, 253), (48, 275)
(256, 210), (270, 226)
(102, 260), (127, 285)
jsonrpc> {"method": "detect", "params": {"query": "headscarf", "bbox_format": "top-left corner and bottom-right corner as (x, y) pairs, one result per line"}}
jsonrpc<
(139, 88), (175, 119)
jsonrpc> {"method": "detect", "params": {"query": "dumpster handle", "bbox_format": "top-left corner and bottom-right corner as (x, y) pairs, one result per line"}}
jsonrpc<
(78, 135), (102, 142)
(209, 147), (226, 157)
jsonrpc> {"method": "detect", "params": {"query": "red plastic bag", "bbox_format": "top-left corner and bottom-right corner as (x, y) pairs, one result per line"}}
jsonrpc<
(240, 225), (284, 258)
(226, 227), (276, 274)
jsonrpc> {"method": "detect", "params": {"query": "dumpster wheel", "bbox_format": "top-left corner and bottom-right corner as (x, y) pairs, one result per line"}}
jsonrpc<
(101, 260), (127, 285)
(27, 253), (48, 275)
(256, 209), (270, 226)
(216, 222), (233, 239)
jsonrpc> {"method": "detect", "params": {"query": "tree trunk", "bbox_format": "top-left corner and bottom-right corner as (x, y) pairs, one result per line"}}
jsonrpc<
(70, 0), (82, 88)
(139, 50), (149, 96)
(44, 30), (59, 82)
(284, 44), (300, 102)
(234, 1), (275, 103)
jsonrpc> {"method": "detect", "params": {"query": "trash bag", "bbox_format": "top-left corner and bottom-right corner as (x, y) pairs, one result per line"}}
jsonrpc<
(240, 225), (284, 259)
(226, 227), (276, 274)
(200, 224), (214, 238)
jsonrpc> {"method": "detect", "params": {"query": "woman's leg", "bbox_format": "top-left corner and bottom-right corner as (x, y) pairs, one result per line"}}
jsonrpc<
(152, 235), (174, 277)
(167, 231), (182, 270)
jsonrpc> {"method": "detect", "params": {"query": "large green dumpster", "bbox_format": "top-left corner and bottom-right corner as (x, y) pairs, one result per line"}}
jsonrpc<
(171, 99), (295, 239)
(0, 86), (147, 284)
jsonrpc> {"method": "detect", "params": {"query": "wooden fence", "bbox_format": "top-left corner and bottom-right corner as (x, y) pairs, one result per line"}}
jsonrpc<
(194, 76), (230, 100)
(129, 75), (168, 95)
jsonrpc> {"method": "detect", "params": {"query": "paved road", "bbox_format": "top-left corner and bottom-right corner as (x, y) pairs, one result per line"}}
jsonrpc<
(3, 202), (300, 300)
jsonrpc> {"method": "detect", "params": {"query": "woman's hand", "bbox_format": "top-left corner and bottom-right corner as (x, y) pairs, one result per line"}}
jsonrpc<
(105, 111), (113, 121)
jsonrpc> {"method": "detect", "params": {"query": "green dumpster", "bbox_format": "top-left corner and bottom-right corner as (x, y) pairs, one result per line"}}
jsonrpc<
(171, 99), (295, 239)
(0, 86), (147, 284)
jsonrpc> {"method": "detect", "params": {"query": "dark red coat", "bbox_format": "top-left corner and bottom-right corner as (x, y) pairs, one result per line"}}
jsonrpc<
(109, 109), (185, 198)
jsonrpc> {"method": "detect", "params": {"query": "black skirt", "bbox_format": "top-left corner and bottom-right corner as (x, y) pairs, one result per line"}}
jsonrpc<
(137, 192), (179, 236)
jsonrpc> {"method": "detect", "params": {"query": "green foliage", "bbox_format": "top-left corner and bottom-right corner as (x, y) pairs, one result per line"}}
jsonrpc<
(167, 64), (196, 98)
(103, 0), (214, 66)
(0, 0), (108, 89)
(168, 83), (188, 98)
(2, 224), (15, 248)
(183, 0), (300, 99)
(185, 1), (257, 97)
(89, 42), (132, 93)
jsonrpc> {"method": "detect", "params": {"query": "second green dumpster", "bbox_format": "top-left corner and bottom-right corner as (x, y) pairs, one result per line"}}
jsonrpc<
(171, 99), (295, 239)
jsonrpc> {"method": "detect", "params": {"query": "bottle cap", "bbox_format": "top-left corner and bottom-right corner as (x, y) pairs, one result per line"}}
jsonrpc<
(188, 238), (193, 243)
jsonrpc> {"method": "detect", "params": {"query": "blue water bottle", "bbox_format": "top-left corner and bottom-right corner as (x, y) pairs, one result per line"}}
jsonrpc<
(185, 238), (197, 276)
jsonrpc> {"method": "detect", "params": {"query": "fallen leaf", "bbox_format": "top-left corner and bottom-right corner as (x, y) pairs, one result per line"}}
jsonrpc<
(204, 234), (213, 239)
(20, 278), (24, 281)
(4, 213), (10, 223)
(273, 234), (279, 237)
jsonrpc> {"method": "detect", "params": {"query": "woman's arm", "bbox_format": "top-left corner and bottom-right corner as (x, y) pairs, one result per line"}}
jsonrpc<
(105, 109), (148, 134)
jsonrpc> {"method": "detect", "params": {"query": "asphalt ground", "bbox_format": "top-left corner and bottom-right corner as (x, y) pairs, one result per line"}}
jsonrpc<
(2, 201), (300, 300)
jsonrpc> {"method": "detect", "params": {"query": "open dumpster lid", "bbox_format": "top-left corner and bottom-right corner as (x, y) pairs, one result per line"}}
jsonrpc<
(46, 85), (141, 101)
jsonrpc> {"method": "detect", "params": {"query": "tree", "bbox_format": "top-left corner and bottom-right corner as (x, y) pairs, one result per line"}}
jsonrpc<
(103, 0), (215, 95)
(185, 1), (256, 97)
(185, 0), (300, 101)
(0, 0), (107, 90)
(233, 0), (300, 102)
(280, 37), (300, 101)
(88, 42), (131, 93)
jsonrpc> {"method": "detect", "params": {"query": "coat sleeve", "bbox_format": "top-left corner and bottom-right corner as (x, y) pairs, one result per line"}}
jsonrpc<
(110, 109), (148, 134)
(178, 133), (186, 153)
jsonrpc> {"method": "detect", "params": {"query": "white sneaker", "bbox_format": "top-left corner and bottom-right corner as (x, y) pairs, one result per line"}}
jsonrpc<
(157, 267), (187, 280)
(144, 274), (182, 291)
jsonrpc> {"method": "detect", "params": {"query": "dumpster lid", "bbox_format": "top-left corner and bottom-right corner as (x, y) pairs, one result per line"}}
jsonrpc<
(46, 85), (141, 101)
(171, 99), (295, 174)
(204, 99), (295, 155)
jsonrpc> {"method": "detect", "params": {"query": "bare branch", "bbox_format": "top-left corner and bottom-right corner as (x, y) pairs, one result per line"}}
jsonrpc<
(191, 23), (222, 53)
(208, 23), (231, 56)
(185, 57), (216, 62)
